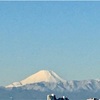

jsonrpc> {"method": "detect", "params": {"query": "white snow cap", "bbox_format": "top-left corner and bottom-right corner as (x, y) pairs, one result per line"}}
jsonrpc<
(6, 70), (66, 88)
(21, 70), (66, 85)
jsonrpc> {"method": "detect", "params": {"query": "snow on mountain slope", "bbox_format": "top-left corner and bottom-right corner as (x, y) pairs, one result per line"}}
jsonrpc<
(4, 70), (100, 100)
(6, 70), (66, 88)
(21, 70), (66, 84)
(6, 70), (100, 93)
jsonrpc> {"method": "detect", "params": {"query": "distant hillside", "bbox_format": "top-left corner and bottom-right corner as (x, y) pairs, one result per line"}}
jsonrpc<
(1, 70), (100, 100)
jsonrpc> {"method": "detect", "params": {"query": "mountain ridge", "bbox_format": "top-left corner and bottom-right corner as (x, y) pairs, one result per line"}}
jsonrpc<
(6, 70), (100, 93)
(4, 70), (100, 100)
(6, 70), (66, 88)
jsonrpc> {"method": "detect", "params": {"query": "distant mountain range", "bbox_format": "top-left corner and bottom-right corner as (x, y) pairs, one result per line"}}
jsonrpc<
(1, 70), (100, 100)
(6, 70), (66, 88)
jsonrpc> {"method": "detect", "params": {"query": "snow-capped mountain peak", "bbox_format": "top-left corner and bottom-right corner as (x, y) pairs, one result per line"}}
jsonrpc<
(21, 70), (66, 84)
(5, 70), (100, 100)
(6, 70), (66, 88)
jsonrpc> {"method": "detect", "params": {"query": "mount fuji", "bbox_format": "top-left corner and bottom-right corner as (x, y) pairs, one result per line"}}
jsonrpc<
(6, 70), (100, 92)
(3, 70), (100, 100)
(6, 70), (66, 88)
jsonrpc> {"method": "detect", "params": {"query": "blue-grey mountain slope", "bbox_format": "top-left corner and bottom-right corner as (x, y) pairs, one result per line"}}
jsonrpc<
(3, 70), (100, 100)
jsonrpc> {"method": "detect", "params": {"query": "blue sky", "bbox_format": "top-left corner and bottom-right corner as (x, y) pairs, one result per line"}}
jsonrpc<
(0, 2), (100, 86)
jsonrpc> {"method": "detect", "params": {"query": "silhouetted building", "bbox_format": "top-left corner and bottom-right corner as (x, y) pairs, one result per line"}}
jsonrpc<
(47, 94), (56, 100)
(57, 96), (69, 100)
(87, 98), (99, 100)
(47, 94), (69, 100)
